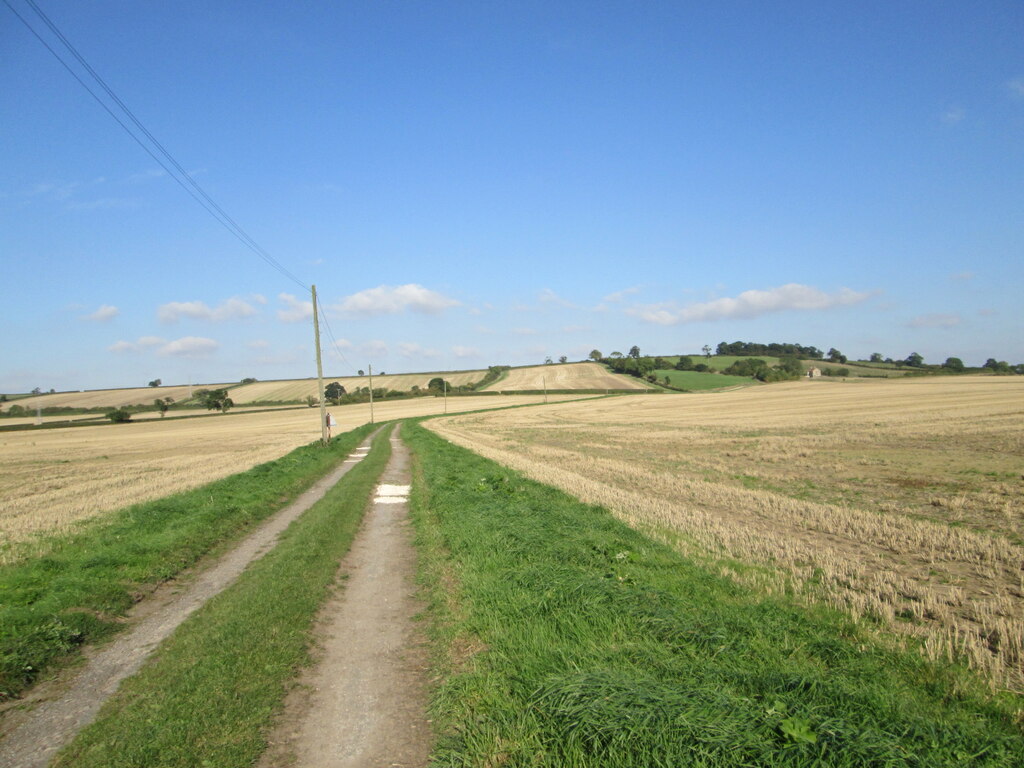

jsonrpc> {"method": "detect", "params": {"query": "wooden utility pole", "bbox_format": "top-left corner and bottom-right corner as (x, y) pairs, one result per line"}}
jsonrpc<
(443, 379), (447, 414)
(312, 285), (328, 445)
(543, 374), (548, 404)
(368, 363), (374, 424)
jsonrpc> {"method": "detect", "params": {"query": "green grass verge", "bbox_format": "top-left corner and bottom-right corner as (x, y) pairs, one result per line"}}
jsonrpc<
(653, 369), (757, 389)
(52, 426), (393, 768)
(0, 422), (378, 702)
(405, 422), (1023, 767)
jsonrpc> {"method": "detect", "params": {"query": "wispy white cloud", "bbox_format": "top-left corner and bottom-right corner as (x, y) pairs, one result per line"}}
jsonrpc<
(108, 336), (165, 353)
(561, 324), (590, 333)
(83, 304), (119, 322)
(66, 197), (140, 211)
(949, 271), (974, 282)
(247, 339), (269, 349)
(602, 286), (641, 303)
(159, 297), (258, 323)
(398, 342), (440, 359)
(941, 106), (965, 124)
(158, 336), (219, 357)
(908, 313), (961, 329)
(362, 339), (389, 357)
(1008, 77), (1024, 98)
(513, 327), (538, 335)
(334, 284), (460, 316)
(538, 288), (578, 309)
(452, 345), (480, 358)
(277, 293), (314, 323)
(628, 283), (872, 325)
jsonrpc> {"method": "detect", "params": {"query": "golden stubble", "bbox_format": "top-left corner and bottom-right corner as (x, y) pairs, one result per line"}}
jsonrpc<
(428, 376), (1024, 690)
(0, 394), (588, 561)
(481, 362), (651, 391)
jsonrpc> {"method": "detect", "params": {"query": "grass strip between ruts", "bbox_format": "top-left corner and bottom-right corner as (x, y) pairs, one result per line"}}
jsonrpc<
(0, 421), (379, 702)
(51, 425), (393, 768)
(405, 421), (1023, 767)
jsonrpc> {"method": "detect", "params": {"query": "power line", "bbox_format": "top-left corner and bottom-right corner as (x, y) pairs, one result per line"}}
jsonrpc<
(316, 297), (358, 375)
(5, 0), (308, 291)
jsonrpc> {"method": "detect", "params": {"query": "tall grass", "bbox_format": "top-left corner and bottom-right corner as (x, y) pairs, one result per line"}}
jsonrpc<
(406, 422), (1023, 767)
(0, 423), (378, 702)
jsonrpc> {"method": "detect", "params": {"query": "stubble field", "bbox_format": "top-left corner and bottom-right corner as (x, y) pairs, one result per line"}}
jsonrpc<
(0, 394), (586, 561)
(481, 361), (652, 391)
(429, 376), (1024, 690)
(229, 370), (487, 403)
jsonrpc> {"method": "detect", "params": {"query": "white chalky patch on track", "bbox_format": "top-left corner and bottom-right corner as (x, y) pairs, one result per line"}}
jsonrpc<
(375, 484), (410, 501)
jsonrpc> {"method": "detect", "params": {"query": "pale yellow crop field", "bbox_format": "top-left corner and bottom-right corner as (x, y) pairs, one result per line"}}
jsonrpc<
(0, 405), (303, 428)
(429, 376), (1024, 689)
(482, 362), (650, 391)
(5, 384), (233, 410)
(229, 370), (486, 403)
(0, 394), (587, 561)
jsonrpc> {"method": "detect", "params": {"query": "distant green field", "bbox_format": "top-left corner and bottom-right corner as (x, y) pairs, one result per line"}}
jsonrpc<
(654, 369), (758, 390)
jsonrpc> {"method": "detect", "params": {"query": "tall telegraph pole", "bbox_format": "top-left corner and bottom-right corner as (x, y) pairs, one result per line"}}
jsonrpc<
(311, 285), (328, 445)
(368, 363), (375, 424)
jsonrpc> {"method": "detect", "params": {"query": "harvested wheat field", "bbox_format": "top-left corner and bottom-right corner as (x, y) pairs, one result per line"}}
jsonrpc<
(229, 370), (486, 403)
(0, 394), (586, 561)
(482, 361), (651, 391)
(5, 384), (233, 411)
(429, 375), (1024, 690)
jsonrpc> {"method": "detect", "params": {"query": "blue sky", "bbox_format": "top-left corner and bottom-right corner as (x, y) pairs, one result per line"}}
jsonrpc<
(2, 1), (1022, 391)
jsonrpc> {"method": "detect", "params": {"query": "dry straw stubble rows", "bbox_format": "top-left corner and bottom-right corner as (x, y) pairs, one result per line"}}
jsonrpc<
(429, 376), (1024, 691)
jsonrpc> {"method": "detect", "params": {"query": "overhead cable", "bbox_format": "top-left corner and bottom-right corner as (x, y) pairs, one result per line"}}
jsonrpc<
(5, 0), (308, 290)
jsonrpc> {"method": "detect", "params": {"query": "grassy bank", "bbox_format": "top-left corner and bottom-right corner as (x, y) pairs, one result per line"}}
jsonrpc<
(0, 422), (378, 702)
(406, 422), (1023, 767)
(52, 426), (392, 767)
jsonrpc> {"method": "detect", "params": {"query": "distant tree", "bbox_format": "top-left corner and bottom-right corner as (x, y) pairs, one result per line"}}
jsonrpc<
(49, 388), (55, 394)
(653, 357), (667, 369)
(827, 348), (847, 364)
(674, 356), (694, 371)
(154, 398), (171, 417)
(628, 346), (641, 359)
(869, 352), (883, 363)
(0, 394), (6, 402)
(306, 395), (317, 407)
(609, 351), (623, 359)
(702, 345), (712, 359)
(31, 387), (41, 395)
(148, 378), (162, 388)
(379, 371), (385, 376)
(905, 352), (924, 368)
(325, 381), (346, 402)
(240, 377), (257, 385)
(943, 357), (965, 372)
(358, 369), (365, 376)
(663, 375), (672, 386)
(777, 356), (804, 376)
(544, 357), (554, 365)
(589, 349), (603, 361)
(195, 388), (234, 413)
(984, 359), (1011, 373)
(106, 408), (132, 423)
(558, 355), (568, 364)
(427, 377), (449, 392)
